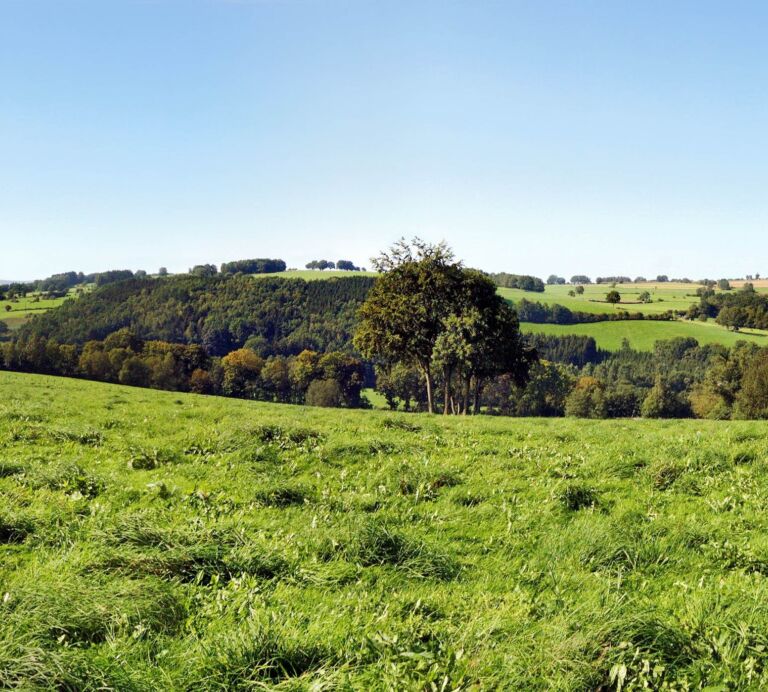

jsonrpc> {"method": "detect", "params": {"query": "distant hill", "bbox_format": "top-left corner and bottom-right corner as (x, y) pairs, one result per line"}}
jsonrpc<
(19, 273), (376, 356)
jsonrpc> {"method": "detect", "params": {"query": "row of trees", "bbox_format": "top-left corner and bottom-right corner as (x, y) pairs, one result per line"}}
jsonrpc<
(305, 259), (362, 271)
(370, 334), (768, 420)
(220, 258), (287, 275)
(488, 273), (545, 292)
(0, 329), (367, 408)
(512, 298), (675, 324)
(1, 269), (141, 298)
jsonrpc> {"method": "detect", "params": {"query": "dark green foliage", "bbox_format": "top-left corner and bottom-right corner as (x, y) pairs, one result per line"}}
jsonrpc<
(220, 258), (286, 274)
(559, 484), (599, 511)
(512, 297), (674, 324)
(526, 333), (607, 367)
(488, 272), (545, 292)
(342, 519), (460, 579)
(18, 274), (375, 356)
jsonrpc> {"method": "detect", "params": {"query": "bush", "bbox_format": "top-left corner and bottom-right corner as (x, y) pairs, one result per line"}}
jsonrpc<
(305, 379), (342, 407)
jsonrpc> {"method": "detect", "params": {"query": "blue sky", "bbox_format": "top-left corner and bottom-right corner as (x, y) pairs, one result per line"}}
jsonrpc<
(2, 0), (768, 280)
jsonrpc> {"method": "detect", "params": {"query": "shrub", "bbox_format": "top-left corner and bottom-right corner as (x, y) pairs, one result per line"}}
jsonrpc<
(305, 379), (343, 407)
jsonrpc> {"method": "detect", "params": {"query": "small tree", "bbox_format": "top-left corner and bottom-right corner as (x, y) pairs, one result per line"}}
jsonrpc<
(605, 290), (621, 304)
(575, 285), (585, 295)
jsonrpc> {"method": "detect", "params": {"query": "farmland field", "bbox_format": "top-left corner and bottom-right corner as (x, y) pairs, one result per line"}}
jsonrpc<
(254, 269), (377, 281)
(4, 372), (768, 688)
(498, 281), (768, 316)
(522, 319), (768, 351)
(1, 290), (81, 331)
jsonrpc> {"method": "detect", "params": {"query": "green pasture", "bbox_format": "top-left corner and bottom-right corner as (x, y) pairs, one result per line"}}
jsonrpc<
(1, 290), (81, 330)
(255, 269), (377, 281)
(521, 318), (768, 351)
(500, 281), (768, 316)
(4, 372), (768, 687)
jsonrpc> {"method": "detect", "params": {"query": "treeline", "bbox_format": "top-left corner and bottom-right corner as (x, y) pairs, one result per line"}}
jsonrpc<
(1, 269), (141, 297)
(220, 258), (286, 275)
(489, 273), (545, 292)
(690, 285), (768, 330)
(0, 329), (367, 408)
(374, 334), (768, 420)
(305, 259), (361, 271)
(513, 298), (677, 324)
(18, 274), (376, 357)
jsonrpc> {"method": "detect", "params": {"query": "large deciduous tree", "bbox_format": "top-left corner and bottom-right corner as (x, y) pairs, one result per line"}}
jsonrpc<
(355, 239), (533, 414)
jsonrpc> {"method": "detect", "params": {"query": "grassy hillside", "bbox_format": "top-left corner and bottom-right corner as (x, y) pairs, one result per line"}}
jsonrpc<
(257, 269), (377, 281)
(1, 291), (77, 331)
(522, 319), (768, 351)
(3, 372), (768, 688)
(499, 281), (768, 316)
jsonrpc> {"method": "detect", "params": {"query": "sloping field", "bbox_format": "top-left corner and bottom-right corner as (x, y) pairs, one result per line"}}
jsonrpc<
(1, 291), (78, 331)
(3, 372), (768, 688)
(500, 281), (768, 316)
(521, 319), (768, 351)
(256, 269), (377, 281)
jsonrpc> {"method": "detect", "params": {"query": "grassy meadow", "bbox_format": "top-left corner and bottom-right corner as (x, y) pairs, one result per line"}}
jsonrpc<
(4, 372), (768, 688)
(521, 319), (768, 352)
(498, 281), (768, 316)
(1, 291), (80, 331)
(255, 270), (377, 281)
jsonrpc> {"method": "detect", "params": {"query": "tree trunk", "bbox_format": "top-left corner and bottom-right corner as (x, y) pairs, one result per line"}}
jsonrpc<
(443, 367), (452, 415)
(421, 364), (434, 414)
(462, 377), (471, 415)
(473, 378), (481, 414)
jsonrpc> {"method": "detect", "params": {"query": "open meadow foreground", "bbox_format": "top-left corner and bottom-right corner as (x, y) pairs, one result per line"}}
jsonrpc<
(3, 372), (768, 689)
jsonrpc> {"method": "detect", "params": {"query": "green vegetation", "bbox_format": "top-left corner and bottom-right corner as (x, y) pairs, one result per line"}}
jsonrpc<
(5, 371), (768, 688)
(1, 290), (81, 331)
(500, 281), (768, 316)
(259, 269), (377, 281)
(521, 319), (768, 351)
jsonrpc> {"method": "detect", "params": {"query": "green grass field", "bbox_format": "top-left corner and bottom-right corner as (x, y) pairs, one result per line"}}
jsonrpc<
(1, 290), (80, 331)
(4, 372), (768, 688)
(499, 281), (768, 316)
(522, 319), (768, 351)
(255, 270), (377, 281)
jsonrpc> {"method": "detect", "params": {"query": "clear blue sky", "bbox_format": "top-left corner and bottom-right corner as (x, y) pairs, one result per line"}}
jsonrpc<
(2, 0), (768, 281)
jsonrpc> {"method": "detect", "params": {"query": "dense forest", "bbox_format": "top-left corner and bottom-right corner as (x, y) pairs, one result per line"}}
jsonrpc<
(18, 274), (375, 356)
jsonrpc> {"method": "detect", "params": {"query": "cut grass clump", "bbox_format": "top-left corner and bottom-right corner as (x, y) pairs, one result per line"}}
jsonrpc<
(395, 465), (463, 502)
(189, 625), (332, 687)
(381, 417), (421, 432)
(254, 483), (312, 508)
(50, 428), (104, 447)
(127, 446), (178, 470)
(0, 461), (25, 477)
(341, 519), (459, 580)
(651, 462), (685, 490)
(559, 483), (600, 511)
(26, 462), (103, 499)
(599, 613), (692, 687)
(0, 513), (34, 544)
(99, 517), (290, 583)
(2, 576), (186, 645)
(253, 424), (325, 450)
